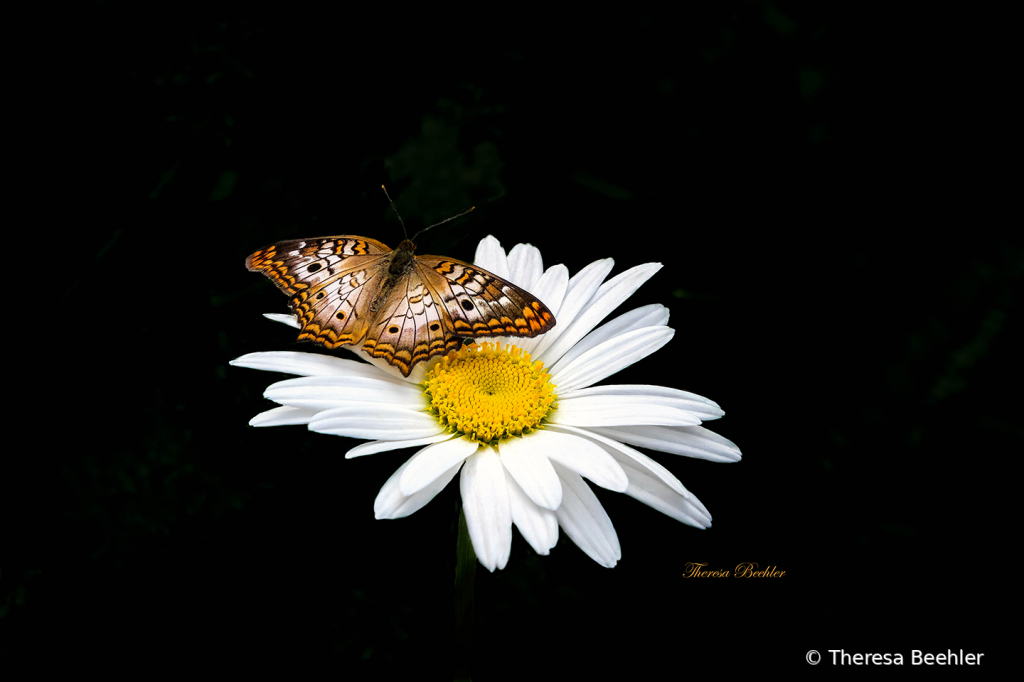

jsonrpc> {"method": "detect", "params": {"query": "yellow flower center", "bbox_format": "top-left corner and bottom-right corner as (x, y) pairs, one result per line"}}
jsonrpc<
(422, 342), (557, 445)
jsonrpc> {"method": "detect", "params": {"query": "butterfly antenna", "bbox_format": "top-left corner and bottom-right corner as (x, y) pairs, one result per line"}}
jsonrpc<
(412, 205), (476, 242)
(382, 185), (475, 242)
(381, 185), (408, 239)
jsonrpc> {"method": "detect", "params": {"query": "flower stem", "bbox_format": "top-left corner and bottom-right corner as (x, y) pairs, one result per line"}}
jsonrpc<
(454, 505), (476, 682)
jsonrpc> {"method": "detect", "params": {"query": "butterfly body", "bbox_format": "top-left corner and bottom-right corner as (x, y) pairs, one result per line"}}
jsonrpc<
(372, 239), (418, 314)
(246, 235), (556, 376)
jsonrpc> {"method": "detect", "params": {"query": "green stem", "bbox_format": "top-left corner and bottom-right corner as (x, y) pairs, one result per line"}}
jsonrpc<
(454, 506), (476, 682)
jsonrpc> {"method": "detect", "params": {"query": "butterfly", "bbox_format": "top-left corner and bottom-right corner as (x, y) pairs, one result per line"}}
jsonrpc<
(246, 234), (557, 376)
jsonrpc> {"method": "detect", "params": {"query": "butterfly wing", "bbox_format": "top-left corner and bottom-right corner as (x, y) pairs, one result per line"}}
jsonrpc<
(358, 272), (463, 376)
(246, 236), (392, 349)
(360, 255), (557, 375)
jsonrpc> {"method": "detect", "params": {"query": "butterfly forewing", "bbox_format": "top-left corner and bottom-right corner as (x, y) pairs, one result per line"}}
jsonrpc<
(418, 257), (555, 337)
(245, 236), (391, 295)
(247, 236), (394, 348)
(246, 235), (557, 376)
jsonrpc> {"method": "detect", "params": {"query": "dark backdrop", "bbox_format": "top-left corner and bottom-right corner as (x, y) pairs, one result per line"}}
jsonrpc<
(8, 1), (1016, 676)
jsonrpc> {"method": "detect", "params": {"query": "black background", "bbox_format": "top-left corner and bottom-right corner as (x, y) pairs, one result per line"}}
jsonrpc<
(7, 1), (1016, 677)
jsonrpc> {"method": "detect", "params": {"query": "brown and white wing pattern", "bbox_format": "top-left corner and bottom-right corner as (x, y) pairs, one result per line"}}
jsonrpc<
(359, 256), (556, 376)
(360, 275), (463, 376)
(246, 236), (392, 349)
(418, 257), (556, 339)
(247, 237), (557, 376)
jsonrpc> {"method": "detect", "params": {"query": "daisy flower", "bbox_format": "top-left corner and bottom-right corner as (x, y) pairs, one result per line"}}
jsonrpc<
(232, 236), (740, 571)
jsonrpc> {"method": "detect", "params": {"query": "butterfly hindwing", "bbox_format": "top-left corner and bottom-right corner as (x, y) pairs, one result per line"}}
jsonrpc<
(291, 260), (387, 349)
(361, 276), (461, 376)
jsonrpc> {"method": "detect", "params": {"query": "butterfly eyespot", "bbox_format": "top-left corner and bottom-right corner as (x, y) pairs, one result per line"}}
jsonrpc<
(307, 263), (322, 273)
(336, 311), (346, 320)
(429, 323), (440, 331)
(460, 299), (474, 311)
(389, 325), (399, 334)
(316, 292), (324, 300)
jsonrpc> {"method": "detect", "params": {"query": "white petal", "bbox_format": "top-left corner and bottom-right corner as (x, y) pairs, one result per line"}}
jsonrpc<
(473, 236), (510, 279)
(461, 448), (512, 571)
(551, 395), (702, 427)
(309, 406), (443, 440)
(345, 432), (456, 458)
(561, 384), (724, 420)
(496, 436), (563, 510)
(615, 456), (712, 528)
(264, 312), (301, 329)
(506, 243), (544, 289)
(551, 326), (675, 391)
(231, 351), (389, 378)
(552, 385), (722, 426)
(549, 304), (669, 372)
(541, 263), (663, 366)
(552, 463), (620, 567)
(588, 425), (742, 463)
(530, 259), (614, 361)
(374, 454), (462, 519)
(263, 375), (423, 412)
(249, 405), (318, 426)
(547, 424), (688, 498)
(528, 429), (628, 492)
(531, 264), (571, 317)
(506, 474), (559, 555)
(399, 437), (481, 496)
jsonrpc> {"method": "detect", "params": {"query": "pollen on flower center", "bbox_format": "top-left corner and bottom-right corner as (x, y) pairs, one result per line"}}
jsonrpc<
(422, 342), (557, 445)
